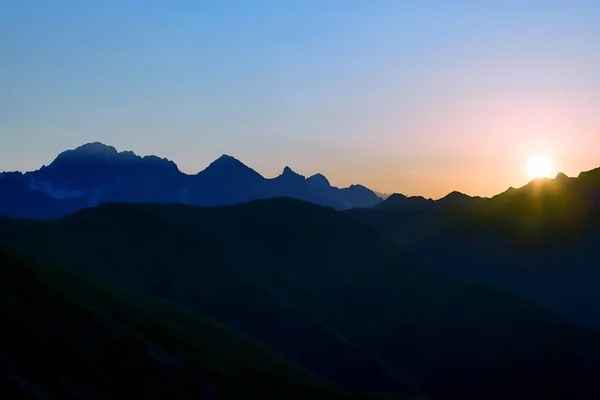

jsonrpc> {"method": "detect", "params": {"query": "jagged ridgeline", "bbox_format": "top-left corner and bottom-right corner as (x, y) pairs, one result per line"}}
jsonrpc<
(0, 142), (381, 219)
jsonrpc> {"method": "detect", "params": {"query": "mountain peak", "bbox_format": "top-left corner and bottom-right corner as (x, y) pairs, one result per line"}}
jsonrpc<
(205, 154), (247, 170)
(386, 193), (408, 201)
(75, 142), (117, 153)
(52, 142), (120, 165)
(51, 143), (178, 170)
(280, 166), (306, 179)
(273, 166), (305, 183)
(217, 154), (238, 162)
(441, 191), (469, 200)
(36, 144), (181, 189)
(307, 173), (330, 187)
(199, 154), (263, 181)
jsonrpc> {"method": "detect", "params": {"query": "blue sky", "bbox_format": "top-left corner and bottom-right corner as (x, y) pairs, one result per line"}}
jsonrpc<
(2, 1), (600, 197)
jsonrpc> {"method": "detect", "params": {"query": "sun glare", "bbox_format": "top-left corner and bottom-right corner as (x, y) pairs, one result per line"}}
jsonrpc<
(526, 155), (553, 179)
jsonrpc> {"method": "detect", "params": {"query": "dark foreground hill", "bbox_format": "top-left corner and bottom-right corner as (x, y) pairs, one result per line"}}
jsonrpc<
(348, 169), (600, 328)
(0, 142), (381, 219)
(0, 246), (411, 400)
(3, 198), (600, 399)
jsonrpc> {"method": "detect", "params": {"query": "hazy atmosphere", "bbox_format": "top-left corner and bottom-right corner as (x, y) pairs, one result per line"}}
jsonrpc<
(6, 3), (600, 400)
(3, 0), (600, 197)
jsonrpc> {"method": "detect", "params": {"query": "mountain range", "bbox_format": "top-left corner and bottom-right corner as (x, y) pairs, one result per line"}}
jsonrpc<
(6, 142), (590, 221)
(5, 142), (600, 398)
(0, 142), (381, 219)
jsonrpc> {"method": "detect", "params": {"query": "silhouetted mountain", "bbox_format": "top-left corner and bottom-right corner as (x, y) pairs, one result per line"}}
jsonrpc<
(375, 194), (436, 210)
(200, 154), (264, 182)
(269, 166), (310, 199)
(339, 185), (383, 209)
(29, 142), (180, 193)
(3, 198), (600, 399)
(376, 192), (485, 211)
(307, 173), (330, 188)
(437, 191), (486, 208)
(191, 154), (267, 206)
(0, 143), (382, 218)
(348, 170), (600, 330)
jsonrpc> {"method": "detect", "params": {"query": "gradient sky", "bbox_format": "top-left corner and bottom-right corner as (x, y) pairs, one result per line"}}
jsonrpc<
(2, 1), (600, 198)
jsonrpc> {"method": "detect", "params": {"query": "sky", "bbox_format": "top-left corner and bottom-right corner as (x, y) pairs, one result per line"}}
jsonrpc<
(2, 0), (600, 198)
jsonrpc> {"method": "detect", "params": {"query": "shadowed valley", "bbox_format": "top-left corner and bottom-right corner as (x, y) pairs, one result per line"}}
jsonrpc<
(3, 194), (600, 399)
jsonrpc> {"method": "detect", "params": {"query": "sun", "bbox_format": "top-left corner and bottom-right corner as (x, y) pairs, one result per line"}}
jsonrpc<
(526, 155), (553, 179)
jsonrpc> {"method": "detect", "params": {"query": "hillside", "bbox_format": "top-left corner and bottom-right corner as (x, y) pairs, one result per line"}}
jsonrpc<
(348, 170), (600, 328)
(0, 246), (412, 399)
(3, 198), (600, 399)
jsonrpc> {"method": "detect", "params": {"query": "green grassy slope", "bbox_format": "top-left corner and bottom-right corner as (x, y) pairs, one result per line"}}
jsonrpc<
(3, 198), (600, 399)
(0, 246), (413, 400)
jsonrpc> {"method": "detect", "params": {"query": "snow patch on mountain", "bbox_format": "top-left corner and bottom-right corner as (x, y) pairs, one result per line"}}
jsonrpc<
(29, 178), (88, 199)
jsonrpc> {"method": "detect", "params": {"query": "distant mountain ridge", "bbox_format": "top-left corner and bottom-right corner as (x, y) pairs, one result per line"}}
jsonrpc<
(374, 169), (600, 212)
(376, 191), (487, 211)
(5, 141), (600, 221)
(0, 142), (382, 219)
